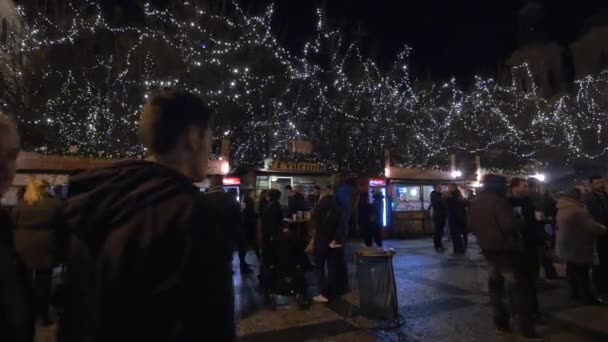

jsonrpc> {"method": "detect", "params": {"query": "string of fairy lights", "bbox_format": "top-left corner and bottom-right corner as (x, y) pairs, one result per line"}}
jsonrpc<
(2, 0), (608, 174)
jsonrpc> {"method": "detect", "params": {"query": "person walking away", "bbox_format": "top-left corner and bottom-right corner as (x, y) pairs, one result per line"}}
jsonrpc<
(0, 115), (33, 342)
(59, 90), (235, 342)
(13, 179), (63, 326)
(207, 175), (249, 274)
(584, 176), (608, 293)
(509, 178), (543, 322)
(311, 189), (346, 303)
(242, 193), (260, 262)
(445, 184), (467, 254)
(307, 185), (321, 209)
(556, 187), (607, 305)
(358, 192), (382, 247)
(430, 185), (447, 252)
(469, 174), (542, 340)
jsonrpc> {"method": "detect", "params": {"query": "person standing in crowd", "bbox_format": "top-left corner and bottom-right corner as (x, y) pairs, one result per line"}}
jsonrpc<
(469, 174), (541, 340)
(0, 115), (33, 342)
(527, 178), (559, 280)
(307, 185), (321, 209)
(259, 189), (283, 290)
(13, 179), (63, 326)
(311, 189), (347, 303)
(207, 175), (249, 274)
(282, 185), (293, 208)
(509, 178), (543, 321)
(372, 189), (385, 233)
(258, 189), (270, 213)
(358, 192), (382, 248)
(556, 187), (607, 305)
(242, 191), (260, 262)
(430, 184), (447, 252)
(445, 183), (467, 254)
(585, 176), (608, 293)
(288, 185), (308, 216)
(59, 90), (235, 341)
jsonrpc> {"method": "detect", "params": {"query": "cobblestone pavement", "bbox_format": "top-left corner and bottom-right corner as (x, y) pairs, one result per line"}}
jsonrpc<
(36, 238), (608, 341)
(235, 239), (608, 342)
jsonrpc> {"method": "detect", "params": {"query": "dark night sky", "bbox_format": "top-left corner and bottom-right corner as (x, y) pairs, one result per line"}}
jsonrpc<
(245, 0), (608, 80)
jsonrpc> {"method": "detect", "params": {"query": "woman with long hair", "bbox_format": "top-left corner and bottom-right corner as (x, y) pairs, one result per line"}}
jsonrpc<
(13, 179), (64, 326)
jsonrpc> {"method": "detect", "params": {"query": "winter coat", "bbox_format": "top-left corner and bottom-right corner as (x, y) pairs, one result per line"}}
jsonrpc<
(446, 190), (467, 229)
(58, 161), (235, 342)
(357, 199), (378, 232)
(469, 189), (523, 252)
(288, 192), (308, 215)
(312, 195), (345, 247)
(510, 196), (545, 249)
(430, 190), (446, 219)
(206, 185), (243, 260)
(13, 196), (63, 269)
(556, 197), (606, 265)
(261, 200), (284, 238)
(585, 191), (608, 226)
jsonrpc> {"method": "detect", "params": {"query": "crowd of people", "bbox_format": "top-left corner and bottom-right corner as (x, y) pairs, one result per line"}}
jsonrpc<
(0, 90), (386, 342)
(2, 90), (608, 342)
(467, 174), (608, 340)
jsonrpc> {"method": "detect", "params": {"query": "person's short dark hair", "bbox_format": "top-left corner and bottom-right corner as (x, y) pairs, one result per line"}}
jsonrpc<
(482, 174), (507, 196)
(142, 89), (213, 155)
(313, 185), (321, 191)
(284, 185), (292, 191)
(509, 178), (527, 189)
(268, 189), (281, 201)
(590, 176), (604, 184)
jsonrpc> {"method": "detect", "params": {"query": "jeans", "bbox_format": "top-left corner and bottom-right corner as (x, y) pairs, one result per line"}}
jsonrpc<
(314, 244), (330, 297)
(433, 215), (446, 249)
(448, 220), (465, 253)
(523, 247), (541, 316)
(484, 251), (535, 334)
(363, 224), (383, 248)
(28, 268), (53, 323)
(567, 262), (594, 303)
(314, 244), (348, 298)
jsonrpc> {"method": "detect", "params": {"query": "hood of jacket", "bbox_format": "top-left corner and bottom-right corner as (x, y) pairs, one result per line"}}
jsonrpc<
(64, 160), (197, 251)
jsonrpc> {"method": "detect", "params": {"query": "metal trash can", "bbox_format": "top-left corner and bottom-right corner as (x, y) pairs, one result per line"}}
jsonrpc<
(354, 248), (398, 321)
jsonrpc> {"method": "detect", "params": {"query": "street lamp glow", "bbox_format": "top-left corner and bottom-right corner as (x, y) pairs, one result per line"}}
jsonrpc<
(451, 170), (462, 178)
(533, 173), (546, 182)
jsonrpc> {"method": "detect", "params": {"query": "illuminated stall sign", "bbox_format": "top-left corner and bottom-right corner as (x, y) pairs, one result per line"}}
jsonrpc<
(223, 177), (241, 186)
(270, 161), (327, 173)
(369, 179), (386, 187)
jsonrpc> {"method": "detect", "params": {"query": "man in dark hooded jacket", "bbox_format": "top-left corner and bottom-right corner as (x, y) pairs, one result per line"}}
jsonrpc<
(58, 90), (235, 342)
